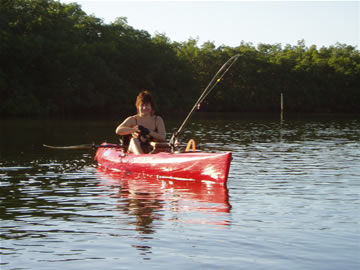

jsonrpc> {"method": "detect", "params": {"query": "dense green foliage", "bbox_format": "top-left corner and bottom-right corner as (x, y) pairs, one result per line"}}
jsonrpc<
(1, 0), (359, 117)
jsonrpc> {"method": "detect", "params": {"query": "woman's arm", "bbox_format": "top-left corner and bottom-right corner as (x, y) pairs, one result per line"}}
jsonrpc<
(115, 116), (138, 135)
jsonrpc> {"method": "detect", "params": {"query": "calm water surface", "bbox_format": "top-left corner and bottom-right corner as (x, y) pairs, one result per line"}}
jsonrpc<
(1, 114), (359, 269)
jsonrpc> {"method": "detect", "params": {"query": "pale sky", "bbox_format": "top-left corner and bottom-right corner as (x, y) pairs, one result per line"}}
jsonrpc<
(60, 0), (359, 48)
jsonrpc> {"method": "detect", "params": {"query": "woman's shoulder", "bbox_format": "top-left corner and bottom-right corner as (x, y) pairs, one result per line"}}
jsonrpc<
(123, 115), (138, 124)
(127, 114), (138, 119)
(154, 115), (165, 123)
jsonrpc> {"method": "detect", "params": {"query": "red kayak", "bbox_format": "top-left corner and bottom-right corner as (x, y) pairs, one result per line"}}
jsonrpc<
(95, 144), (232, 184)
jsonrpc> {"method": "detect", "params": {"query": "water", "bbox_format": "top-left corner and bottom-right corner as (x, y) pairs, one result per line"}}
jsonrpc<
(1, 114), (359, 269)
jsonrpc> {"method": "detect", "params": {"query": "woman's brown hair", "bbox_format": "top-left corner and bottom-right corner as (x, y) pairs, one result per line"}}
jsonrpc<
(136, 90), (155, 115)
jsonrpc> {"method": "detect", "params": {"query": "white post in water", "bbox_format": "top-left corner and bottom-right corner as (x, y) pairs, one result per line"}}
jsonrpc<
(280, 93), (284, 122)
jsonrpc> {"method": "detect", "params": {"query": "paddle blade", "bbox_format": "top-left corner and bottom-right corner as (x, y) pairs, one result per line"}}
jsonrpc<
(43, 144), (94, 150)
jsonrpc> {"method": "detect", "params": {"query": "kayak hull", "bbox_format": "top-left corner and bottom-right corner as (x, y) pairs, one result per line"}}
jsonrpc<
(95, 145), (232, 184)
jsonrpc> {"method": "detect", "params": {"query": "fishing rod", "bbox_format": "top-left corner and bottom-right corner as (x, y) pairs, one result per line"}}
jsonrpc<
(169, 54), (240, 150)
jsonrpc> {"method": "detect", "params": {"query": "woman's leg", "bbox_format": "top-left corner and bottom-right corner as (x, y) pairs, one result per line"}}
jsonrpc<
(128, 138), (143, 154)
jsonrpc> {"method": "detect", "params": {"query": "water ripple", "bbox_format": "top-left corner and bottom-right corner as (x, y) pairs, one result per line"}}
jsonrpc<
(1, 116), (359, 270)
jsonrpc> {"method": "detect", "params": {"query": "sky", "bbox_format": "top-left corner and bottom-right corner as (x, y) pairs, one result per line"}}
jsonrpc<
(59, 0), (359, 48)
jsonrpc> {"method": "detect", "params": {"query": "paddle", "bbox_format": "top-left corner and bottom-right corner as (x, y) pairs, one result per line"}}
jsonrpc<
(43, 143), (122, 150)
(169, 54), (240, 150)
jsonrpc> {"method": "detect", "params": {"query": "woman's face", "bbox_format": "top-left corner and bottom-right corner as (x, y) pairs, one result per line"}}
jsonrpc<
(138, 102), (152, 116)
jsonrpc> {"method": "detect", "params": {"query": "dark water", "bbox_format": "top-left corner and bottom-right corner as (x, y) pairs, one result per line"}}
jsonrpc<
(1, 114), (359, 269)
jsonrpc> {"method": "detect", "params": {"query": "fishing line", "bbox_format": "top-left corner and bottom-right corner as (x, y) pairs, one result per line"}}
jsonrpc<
(170, 54), (240, 150)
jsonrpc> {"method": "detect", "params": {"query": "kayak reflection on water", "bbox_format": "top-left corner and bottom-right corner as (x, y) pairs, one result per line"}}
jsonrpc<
(96, 168), (232, 232)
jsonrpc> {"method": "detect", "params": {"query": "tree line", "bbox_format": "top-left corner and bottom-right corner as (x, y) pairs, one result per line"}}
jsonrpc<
(1, 0), (359, 117)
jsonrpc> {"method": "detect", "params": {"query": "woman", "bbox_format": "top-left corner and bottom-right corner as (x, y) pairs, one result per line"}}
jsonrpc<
(115, 90), (166, 154)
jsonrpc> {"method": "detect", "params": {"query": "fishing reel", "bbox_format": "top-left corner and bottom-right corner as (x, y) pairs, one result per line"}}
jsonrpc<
(169, 133), (179, 152)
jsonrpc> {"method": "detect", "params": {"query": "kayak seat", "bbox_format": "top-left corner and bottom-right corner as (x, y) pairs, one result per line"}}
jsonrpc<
(150, 142), (171, 154)
(120, 136), (170, 154)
